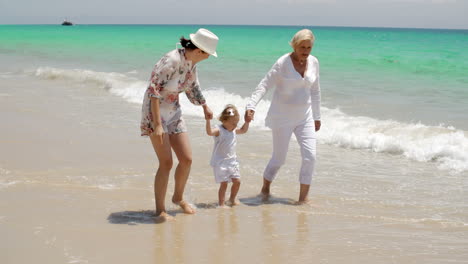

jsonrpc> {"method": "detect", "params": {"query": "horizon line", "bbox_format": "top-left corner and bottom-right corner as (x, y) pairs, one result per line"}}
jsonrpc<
(1, 23), (467, 31)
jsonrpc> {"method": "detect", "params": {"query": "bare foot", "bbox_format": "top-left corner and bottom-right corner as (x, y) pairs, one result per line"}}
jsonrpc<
(260, 191), (270, 202)
(173, 200), (196, 214)
(218, 204), (230, 209)
(226, 199), (240, 206)
(260, 184), (271, 202)
(154, 211), (174, 223)
(298, 200), (321, 208)
(295, 199), (317, 206)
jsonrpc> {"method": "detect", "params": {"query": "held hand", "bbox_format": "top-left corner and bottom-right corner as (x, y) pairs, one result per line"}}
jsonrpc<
(152, 124), (165, 144)
(245, 109), (255, 122)
(203, 105), (213, 120)
(315, 120), (321, 132)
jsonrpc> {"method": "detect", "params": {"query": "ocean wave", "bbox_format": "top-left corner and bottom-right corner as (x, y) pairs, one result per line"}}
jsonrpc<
(34, 67), (146, 104)
(33, 67), (468, 173)
(321, 108), (468, 173)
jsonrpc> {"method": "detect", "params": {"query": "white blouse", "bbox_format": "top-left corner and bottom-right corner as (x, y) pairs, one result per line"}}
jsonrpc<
(246, 53), (321, 128)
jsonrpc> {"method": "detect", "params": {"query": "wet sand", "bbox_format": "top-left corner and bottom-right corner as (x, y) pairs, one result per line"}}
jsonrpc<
(1, 76), (467, 264)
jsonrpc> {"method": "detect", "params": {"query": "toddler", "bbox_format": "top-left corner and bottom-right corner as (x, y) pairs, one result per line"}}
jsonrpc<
(206, 104), (250, 207)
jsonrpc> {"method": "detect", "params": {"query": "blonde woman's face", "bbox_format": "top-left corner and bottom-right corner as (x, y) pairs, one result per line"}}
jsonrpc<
(294, 40), (313, 60)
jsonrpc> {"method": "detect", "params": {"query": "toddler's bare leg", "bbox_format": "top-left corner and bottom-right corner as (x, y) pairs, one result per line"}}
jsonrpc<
(229, 178), (241, 206)
(218, 182), (228, 206)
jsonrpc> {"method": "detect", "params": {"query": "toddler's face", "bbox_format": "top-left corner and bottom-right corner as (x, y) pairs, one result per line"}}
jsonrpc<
(223, 116), (240, 131)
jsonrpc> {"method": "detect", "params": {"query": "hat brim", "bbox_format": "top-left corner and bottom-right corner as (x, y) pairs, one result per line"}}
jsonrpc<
(190, 33), (218, 57)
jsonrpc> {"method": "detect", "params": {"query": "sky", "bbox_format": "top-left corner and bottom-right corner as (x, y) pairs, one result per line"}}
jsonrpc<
(0, 0), (467, 29)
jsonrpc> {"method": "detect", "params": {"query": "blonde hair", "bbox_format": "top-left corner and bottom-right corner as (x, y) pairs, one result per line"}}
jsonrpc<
(289, 29), (315, 49)
(218, 104), (239, 122)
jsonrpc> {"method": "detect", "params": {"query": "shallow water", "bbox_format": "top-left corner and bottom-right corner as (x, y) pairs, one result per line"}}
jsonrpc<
(1, 25), (467, 263)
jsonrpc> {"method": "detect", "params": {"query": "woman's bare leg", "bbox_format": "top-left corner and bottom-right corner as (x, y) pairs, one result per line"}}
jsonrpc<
(150, 133), (173, 219)
(297, 184), (310, 204)
(169, 132), (195, 214)
(260, 177), (272, 201)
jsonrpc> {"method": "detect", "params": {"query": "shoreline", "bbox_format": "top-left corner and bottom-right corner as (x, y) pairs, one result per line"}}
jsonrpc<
(1, 57), (467, 263)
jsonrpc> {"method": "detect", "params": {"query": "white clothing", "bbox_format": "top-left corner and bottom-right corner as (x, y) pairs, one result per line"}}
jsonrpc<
(212, 166), (240, 184)
(247, 53), (321, 184)
(263, 119), (317, 185)
(210, 125), (240, 183)
(246, 53), (321, 128)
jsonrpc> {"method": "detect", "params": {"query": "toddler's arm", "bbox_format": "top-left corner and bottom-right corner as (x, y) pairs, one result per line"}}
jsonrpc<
(206, 119), (220, 137)
(236, 121), (250, 135)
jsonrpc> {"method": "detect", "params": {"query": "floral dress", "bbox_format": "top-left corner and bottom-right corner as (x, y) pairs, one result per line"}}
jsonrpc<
(140, 49), (206, 136)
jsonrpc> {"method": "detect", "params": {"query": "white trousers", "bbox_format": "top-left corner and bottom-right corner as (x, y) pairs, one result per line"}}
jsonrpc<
(263, 119), (317, 185)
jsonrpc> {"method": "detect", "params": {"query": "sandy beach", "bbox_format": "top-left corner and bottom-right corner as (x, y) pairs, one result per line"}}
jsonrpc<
(2, 72), (467, 264)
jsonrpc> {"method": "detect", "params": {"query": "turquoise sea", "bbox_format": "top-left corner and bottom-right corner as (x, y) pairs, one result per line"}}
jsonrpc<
(1, 24), (467, 172)
(1, 25), (468, 263)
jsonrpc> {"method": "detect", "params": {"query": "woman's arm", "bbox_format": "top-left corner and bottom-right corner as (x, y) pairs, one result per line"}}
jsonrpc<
(148, 53), (177, 99)
(185, 67), (206, 106)
(310, 59), (321, 120)
(202, 104), (213, 120)
(150, 97), (164, 144)
(310, 58), (321, 131)
(184, 68), (213, 120)
(205, 119), (220, 137)
(147, 54), (179, 143)
(246, 60), (281, 111)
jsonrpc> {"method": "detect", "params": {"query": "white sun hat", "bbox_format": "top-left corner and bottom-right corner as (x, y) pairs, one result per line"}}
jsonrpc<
(190, 28), (219, 57)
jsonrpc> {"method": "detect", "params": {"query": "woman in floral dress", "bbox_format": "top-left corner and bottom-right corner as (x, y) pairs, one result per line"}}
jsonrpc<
(141, 28), (219, 221)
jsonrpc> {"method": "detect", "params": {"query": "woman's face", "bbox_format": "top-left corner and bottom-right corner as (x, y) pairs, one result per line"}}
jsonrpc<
(294, 40), (313, 60)
(197, 49), (210, 61)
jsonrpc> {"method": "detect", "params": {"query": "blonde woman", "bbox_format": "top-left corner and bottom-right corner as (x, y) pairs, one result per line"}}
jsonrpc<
(245, 29), (322, 204)
(141, 28), (218, 221)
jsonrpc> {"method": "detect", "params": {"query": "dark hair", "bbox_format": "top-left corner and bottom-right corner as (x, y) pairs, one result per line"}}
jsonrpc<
(180, 36), (198, 50)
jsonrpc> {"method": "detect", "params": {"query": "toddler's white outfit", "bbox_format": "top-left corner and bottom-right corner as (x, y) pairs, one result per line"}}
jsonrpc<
(210, 125), (240, 183)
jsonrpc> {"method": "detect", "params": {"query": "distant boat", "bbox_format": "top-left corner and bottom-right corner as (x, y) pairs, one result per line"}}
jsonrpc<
(62, 20), (73, 26)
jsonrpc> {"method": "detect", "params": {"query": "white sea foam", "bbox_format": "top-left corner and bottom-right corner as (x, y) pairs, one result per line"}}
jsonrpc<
(33, 67), (468, 173)
(35, 67), (147, 104)
(322, 108), (468, 173)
